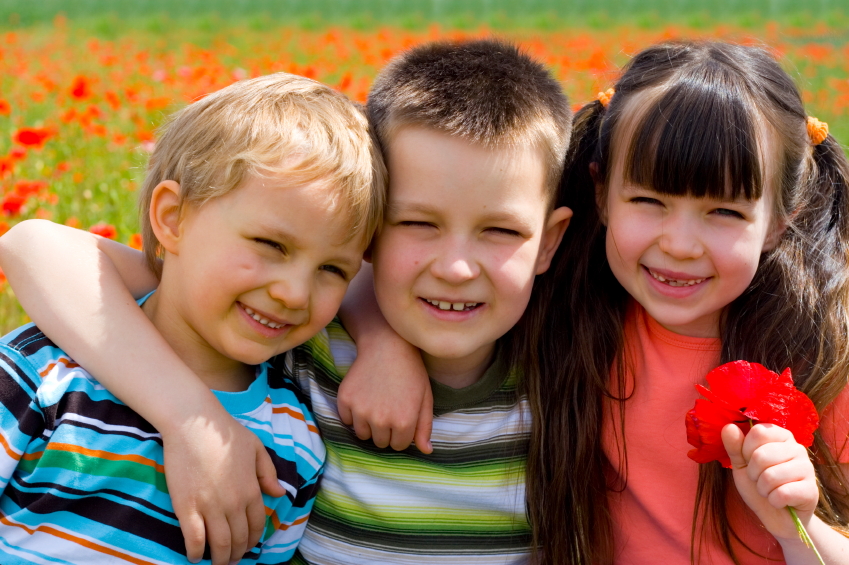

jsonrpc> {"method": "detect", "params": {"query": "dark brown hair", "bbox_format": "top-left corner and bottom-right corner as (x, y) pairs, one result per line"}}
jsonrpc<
(525, 41), (849, 564)
(366, 38), (572, 202)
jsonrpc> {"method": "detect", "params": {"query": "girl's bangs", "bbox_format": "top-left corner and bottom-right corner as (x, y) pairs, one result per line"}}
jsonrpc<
(623, 77), (764, 200)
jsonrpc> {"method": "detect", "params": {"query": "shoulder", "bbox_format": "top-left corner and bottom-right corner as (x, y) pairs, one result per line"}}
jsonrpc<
(0, 324), (71, 397)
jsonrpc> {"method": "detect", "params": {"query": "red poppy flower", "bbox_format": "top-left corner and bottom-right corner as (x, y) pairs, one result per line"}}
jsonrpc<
(89, 223), (117, 239)
(686, 361), (819, 468)
(0, 99), (10, 116)
(13, 127), (53, 148)
(2, 193), (26, 216)
(70, 75), (93, 100)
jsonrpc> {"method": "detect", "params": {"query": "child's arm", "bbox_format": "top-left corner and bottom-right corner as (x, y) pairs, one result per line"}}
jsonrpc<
(722, 423), (849, 564)
(336, 262), (433, 453)
(0, 219), (284, 565)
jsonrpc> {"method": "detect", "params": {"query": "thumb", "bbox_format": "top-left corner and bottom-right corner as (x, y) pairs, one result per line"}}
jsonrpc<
(256, 445), (286, 498)
(414, 388), (434, 455)
(721, 423), (747, 470)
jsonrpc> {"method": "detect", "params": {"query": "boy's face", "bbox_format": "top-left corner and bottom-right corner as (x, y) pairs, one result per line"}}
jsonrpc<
(371, 126), (570, 372)
(162, 173), (365, 369)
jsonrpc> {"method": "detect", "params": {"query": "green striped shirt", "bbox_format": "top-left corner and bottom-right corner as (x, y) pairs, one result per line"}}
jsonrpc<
(285, 319), (531, 564)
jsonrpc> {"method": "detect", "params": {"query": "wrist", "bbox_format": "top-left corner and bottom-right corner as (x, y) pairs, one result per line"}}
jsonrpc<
(149, 387), (226, 437)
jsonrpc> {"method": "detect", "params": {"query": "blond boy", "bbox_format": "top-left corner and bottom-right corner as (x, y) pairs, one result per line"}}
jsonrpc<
(0, 73), (384, 564)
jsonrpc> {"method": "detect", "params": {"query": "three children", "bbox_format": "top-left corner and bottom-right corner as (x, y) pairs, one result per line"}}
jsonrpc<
(2, 35), (849, 565)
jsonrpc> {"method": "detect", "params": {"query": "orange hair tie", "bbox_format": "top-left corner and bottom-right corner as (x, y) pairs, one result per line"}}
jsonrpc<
(807, 116), (828, 146)
(597, 88), (615, 108)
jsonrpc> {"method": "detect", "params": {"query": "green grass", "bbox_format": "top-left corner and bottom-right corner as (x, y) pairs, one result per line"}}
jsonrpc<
(1, 0), (847, 33)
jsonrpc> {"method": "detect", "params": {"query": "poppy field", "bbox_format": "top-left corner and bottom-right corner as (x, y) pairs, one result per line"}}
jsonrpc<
(0, 6), (848, 331)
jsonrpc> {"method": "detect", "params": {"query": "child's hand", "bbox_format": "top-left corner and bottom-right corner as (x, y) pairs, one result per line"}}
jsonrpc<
(162, 410), (285, 565)
(337, 336), (433, 453)
(722, 423), (819, 542)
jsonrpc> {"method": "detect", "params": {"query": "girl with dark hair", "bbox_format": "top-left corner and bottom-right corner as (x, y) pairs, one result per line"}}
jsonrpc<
(525, 41), (849, 564)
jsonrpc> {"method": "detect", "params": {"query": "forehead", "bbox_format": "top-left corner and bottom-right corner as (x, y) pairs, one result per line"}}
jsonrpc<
(386, 126), (548, 208)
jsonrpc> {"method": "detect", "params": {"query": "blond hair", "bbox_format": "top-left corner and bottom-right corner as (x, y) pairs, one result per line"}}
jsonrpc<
(139, 72), (387, 276)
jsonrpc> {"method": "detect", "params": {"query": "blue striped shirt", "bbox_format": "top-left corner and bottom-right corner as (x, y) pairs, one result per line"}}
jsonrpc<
(0, 323), (325, 564)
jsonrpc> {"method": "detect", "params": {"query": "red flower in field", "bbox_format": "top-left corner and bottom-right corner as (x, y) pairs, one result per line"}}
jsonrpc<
(70, 75), (93, 100)
(89, 223), (117, 239)
(13, 179), (47, 197)
(9, 148), (26, 162)
(0, 156), (12, 177)
(13, 127), (53, 148)
(2, 193), (26, 216)
(0, 99), (10, 116)
(686, 361), (819, 468)
(128, 233), (143, 250)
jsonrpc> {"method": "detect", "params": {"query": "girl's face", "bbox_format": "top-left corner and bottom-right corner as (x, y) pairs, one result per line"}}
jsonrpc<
(599, 160), (783, 338)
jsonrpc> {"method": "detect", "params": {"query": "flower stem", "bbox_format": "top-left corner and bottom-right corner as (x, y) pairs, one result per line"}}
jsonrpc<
(788, 506), (825, 565)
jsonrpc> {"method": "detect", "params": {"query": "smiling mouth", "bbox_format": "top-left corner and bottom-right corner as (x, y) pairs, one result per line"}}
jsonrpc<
(243, 305), (287, 329)
(422, 298), (481, 311)
(647, 268), (708, 287)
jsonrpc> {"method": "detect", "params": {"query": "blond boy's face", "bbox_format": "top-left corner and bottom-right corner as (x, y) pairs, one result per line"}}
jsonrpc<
(371, 126), (570, 374)
(164, 173), (365, 369)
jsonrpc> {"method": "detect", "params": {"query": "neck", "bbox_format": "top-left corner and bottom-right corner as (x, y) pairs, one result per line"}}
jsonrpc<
(421, 343), (496, 389)
(142, 290), (255, 392)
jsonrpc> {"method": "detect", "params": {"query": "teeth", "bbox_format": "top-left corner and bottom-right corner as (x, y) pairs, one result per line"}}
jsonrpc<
(648, 270), (706, 287)
(424, 299), (479, 311)
(243, 306), (284, 329)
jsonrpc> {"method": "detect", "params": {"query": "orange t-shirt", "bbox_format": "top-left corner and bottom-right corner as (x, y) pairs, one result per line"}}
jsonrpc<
(603, 303), (849, 565)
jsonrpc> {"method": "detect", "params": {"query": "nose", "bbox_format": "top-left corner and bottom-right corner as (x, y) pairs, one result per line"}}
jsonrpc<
(268, 271), (311, 312)
(658, 212), (704, 260)
(430, 237), (480, 284)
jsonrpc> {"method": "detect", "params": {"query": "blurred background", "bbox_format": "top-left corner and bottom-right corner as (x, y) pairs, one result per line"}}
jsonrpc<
(0, 0), (846, 331)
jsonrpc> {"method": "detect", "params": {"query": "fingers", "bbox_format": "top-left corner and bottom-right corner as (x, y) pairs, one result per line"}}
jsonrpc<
(721, 423), (747, 469)
(336, 393), (354, 426)
(388, 419), (416, 451)
(256, 446), (285, 498)
(246, 496), (269, 554)
(205, 517), (233, 565)
(413, 389), (434, 454)
(350, 411), (375, 443)
(226, 514), (250, 565)
(178, 512), (206, 564)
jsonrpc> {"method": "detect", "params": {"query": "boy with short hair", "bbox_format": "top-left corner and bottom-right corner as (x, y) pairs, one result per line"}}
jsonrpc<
(0, 72), (385, 564)
(0, 39), (572, 564)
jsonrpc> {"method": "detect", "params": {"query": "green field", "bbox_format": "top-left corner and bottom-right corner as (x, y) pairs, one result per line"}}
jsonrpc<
(0, 0), (846, 332)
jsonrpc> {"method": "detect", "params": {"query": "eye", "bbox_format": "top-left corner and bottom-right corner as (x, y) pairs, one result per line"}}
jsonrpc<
(320, 264), (347, 279)
(630, 196), (663, 206)
(255, 238), (285, 252)
(712, 208), (745, 219)
(398, 220), (435, 228)
(486, 227), (521, 237)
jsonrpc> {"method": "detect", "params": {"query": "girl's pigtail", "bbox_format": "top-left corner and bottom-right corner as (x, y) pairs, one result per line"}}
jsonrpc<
(801, 131), (849, 529)
(526, 97), (626, 565)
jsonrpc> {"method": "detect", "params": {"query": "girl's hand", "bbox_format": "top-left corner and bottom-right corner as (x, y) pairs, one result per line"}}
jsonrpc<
(337, 336), (433, 453)
(722, 423), (819, 542)
(161, 405), (286, 565)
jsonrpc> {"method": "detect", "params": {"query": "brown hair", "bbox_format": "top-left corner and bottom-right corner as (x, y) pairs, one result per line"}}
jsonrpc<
(139, 72), (387, 276)
(525, 41), (849, 564)
(366, 38), (571, 203)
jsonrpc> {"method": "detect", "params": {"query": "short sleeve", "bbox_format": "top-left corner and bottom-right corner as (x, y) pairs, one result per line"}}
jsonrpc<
(0, 345), (44, 491)
(819, 384), (849, 463)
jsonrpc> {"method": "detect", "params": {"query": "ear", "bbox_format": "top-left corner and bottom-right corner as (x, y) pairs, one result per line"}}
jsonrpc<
(590, 162), (608, 226)
(762, 218), (788, 252)
(148, 180), (183, 256)
(535, 206), (573, 275)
